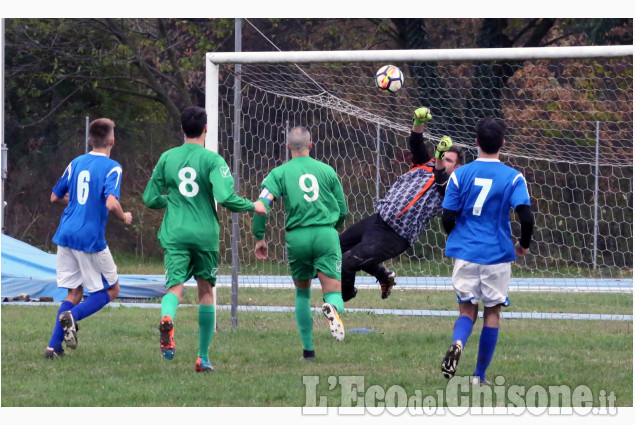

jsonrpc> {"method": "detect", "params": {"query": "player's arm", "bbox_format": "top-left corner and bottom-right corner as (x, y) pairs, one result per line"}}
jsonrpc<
(514, 204), (534, 257)
(333, 174), (348, 229)
(50, 192), (69, 206)
(252, 185), (275, 241)
(51, 162), (71, 206)
(106, 194), (133, 225)
(410, 107), (433, 165)
(210, 159), (257, 213)
(441, 208), (458, 234)
(143, 158), (168, 209)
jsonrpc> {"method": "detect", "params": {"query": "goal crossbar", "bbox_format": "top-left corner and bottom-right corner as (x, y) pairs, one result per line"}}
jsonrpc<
(207, 45), (633, 64)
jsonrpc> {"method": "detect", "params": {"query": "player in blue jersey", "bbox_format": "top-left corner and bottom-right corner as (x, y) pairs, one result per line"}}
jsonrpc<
(440, 117), (534, 384)
(44, 118), (133, 359)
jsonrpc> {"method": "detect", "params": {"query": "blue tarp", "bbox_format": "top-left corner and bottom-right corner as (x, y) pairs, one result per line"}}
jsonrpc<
(1, 234), (166, 301)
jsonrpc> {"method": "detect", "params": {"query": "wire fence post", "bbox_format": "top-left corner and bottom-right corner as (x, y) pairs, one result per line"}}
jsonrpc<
(375, 124), (381, 202)
(593, 121), (600, 270)
(85, 116), (89, 153)
(230, 18), (242, 329)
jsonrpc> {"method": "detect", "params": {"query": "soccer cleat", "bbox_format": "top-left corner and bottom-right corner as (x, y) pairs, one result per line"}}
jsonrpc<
(301, 349), (316, 361)
(379, 270), (397, 299)
(194, 357), (214, 372)
(159, 315), (175, 360)
(471, 376), (492, 386)
(44, 347), (65, 359)
(322, 303), (345, 341)
(441, 340), (463, 379)
(58, 311), (78, 349)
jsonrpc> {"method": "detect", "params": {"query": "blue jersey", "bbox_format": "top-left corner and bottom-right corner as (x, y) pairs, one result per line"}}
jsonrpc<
(442, 158), (530, 264)
(52, 152), (123, 252)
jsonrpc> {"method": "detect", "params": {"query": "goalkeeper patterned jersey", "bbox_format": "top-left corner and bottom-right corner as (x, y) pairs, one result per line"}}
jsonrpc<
(375, 132), (450, 245)
(253, 156), (347, 239)
(143, 143), (254, 251)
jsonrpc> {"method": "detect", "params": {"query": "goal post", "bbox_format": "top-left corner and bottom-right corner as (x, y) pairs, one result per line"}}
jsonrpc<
(205, 45), (633, 324)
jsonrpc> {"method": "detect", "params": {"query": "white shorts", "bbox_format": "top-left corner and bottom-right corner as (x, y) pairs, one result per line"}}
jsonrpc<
(57, 246), (119, 293)
(452, 259), (511, 308)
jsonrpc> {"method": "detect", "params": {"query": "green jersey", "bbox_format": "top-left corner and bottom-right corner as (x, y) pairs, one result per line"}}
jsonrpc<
(253, 155), (347, 240)
(143, 143), (254, 250)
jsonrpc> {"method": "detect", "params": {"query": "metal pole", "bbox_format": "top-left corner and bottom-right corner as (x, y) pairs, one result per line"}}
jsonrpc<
(85, 116), (89, 153)
(1, 19), (6, 234)
(593, 121), (600, 270)
(230, 18), (242, 329)
(285, 119), (290, 162)
(376, 125), (381, 201)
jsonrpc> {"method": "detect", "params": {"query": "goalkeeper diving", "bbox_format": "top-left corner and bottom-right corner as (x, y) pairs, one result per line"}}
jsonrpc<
(339, 107), (464, 301)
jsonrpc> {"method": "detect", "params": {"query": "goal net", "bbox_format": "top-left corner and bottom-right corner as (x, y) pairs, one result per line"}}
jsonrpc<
(206, 47), (633, 320)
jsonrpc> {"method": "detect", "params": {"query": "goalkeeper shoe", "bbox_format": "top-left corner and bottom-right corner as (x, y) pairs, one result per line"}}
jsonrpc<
(44, 347), (65, 359)
(379, 270), (397, 299)
(441, 341), (463, 379)
(322, 303), (345, 341)
(194, 357), (214, 372)
(58, 311), (78, 349)
(159, 315), (175, 360)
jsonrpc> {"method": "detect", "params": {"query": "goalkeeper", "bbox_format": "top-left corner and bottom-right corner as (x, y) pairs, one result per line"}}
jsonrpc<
(339, 107), (463, 301)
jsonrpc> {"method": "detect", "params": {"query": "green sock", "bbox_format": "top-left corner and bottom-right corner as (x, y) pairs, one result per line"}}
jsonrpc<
(198, 305), (215, 360)
(295, 287), (314, 351)
(161, 293), (179, 320)
(323, 291), (344, 314)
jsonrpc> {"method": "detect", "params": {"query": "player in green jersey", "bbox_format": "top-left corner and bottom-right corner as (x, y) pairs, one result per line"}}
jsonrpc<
(143, 106), (266, 372)
(252, 126), (347, 361)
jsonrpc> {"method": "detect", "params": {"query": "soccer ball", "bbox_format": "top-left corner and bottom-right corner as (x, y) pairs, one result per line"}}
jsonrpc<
(375, 65), (404, 93)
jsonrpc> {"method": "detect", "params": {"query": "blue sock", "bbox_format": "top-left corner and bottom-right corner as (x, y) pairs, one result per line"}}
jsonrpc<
(48, 300), (75, 351)
(452, 315), (474, 347)
(474, 326), (499, 380)
(71, 290), (111, 321)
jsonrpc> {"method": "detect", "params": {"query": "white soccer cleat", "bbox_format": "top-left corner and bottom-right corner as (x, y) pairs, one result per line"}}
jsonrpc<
(322, 303), (345, 341)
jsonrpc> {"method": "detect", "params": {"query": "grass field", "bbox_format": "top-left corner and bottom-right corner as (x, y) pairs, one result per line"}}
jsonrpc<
(1, 286), (632, 408)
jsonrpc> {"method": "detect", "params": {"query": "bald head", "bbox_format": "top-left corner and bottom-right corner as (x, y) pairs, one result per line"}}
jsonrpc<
(287, 127), (312, 153)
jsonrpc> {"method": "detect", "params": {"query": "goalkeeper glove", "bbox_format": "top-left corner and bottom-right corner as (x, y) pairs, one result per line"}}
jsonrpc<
(413, 107), (432, 125)
(435, 136), (453, 159)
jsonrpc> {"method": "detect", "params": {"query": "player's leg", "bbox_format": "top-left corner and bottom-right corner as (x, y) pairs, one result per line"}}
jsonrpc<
(341, 217), (409, 301)
(472, 262), (511, 384)
(339, 214), (377, 253)
(314, 227), (345, 341)
(67, 247), (119, 320)
(192, 251), (218, 372)
(443, 259), (480, 378)
(159, 248), (192, 360)
(287, 228), (317, 360)
(46, 246), (83, 357)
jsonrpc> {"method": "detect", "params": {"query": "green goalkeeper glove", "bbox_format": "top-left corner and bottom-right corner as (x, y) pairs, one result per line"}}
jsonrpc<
(435, 136), (453, 159)
(413, 107), (432, 125)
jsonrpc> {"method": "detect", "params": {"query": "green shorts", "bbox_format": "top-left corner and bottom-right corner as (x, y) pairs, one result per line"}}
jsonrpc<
(286, 226), (342, 281)
(163, 248), (218, 289)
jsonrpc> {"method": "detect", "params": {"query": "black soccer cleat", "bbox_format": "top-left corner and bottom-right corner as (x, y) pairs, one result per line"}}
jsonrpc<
(441, 341), (463, 379)
(44, 347), (65, 359)
(58, 311), (79, 349)
(379, 270), (397, 299)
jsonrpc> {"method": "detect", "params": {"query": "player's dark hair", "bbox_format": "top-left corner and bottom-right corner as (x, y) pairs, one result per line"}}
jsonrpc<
(448, 145), (464, 165)
(181, 106), (207, 138)
(476, 118), (506, 154)
(89, 118), (115, 148)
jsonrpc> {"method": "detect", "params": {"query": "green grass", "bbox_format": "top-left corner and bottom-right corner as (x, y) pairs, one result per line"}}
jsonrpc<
(211, 287), (633, 316)
(1, 302), (632, 407)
